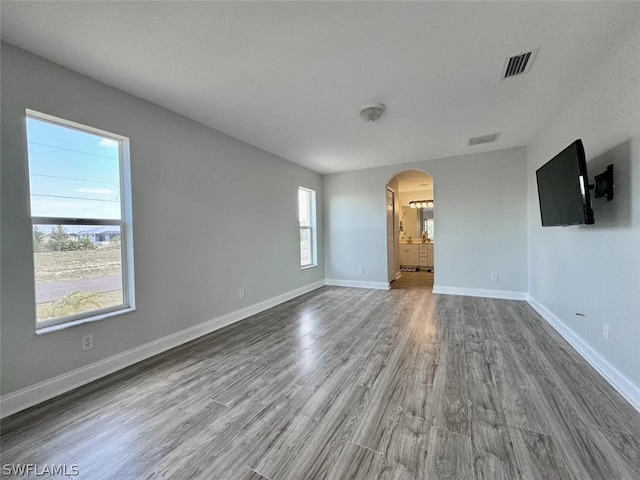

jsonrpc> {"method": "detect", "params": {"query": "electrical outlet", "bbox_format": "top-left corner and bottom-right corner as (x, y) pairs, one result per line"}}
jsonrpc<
(491, 273), (498, 281)
(82, 334), (94, 351)
(238, 288), (244, 299)
(359, 267), (365, 275)
(602, 322), (610, 340)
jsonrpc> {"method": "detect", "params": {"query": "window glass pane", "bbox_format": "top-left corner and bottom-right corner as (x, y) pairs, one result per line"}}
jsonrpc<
(426, 218), (435, 240)
(300, 228), (311, 266)
(32, 224), (123, 322)
(26, 118), (122, 220)
(298, 187), (316, 267)
(298, 189), (310, 227)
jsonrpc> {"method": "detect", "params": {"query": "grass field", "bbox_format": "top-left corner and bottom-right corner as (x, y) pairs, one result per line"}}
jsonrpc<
(34, 246), (122, 284)
(37, 290), (123, 322)
(34, 246), (124, 322)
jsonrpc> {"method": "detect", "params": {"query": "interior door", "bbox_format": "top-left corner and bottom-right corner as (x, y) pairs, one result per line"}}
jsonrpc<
(386, 187), (396, 283)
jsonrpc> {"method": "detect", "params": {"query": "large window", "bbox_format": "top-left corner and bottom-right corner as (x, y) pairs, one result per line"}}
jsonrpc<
(26, 110), (134, 329)
(298, 187), (317, 268)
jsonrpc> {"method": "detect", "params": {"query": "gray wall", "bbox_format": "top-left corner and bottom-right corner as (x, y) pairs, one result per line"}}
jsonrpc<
(0, 43), (324, 395)
(527, 20), (640, 386)
(323, 147), (528, 293)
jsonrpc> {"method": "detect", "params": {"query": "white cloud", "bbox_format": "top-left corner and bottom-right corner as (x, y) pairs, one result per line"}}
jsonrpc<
(98, 138), (119, 148)
(75, 187), (115, 195)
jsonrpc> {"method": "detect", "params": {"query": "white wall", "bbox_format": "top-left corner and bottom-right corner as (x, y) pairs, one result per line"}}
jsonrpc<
(0, 43), (324, 398)
(398, 189), (433, 207)
(324, 147), (528, 295)
(527, 20), (640, 387)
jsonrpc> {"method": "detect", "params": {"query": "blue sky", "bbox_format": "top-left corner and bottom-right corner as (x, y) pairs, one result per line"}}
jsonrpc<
(26, 117), (122, 223)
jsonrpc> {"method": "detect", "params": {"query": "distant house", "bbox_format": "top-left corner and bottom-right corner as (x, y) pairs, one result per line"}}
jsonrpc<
(78, 227), (120, 244)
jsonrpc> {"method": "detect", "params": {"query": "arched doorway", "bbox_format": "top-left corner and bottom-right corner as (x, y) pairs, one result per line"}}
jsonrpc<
(386, 170), (435, 289)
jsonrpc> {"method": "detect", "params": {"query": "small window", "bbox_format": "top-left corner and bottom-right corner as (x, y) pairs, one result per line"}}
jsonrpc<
(425, 218), (435, 241)
(298, 187), (317, 268)
(26, 110), (134, 329)
(420, 210), (435, 242)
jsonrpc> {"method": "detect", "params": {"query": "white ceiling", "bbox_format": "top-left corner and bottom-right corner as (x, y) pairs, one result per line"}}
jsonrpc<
(392, 170), (432, 193)
(2, 1), (638, 174)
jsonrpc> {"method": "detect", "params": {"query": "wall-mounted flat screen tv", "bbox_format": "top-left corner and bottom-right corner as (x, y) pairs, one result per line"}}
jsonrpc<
(536, 139), (594, 226)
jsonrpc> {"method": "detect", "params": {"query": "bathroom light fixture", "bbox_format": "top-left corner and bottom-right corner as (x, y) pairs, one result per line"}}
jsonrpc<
(409, 200), (434, 209)
(359, 103), (385, 122)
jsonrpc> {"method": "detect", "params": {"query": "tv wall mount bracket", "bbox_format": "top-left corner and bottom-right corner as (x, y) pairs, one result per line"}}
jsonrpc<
(590, 164), (614, 201)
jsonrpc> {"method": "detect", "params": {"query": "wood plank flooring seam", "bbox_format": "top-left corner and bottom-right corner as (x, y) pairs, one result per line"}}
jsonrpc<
(503, 428), (529, 480)
(348, 439), (384, 455)
(431, 424), (472, 440)
(507, 425), (574, 480)
(503, 418), (552, 438)
(505, 304), (633, 431)
(526, 357), (634, 437)
(245, 466), (273, 480)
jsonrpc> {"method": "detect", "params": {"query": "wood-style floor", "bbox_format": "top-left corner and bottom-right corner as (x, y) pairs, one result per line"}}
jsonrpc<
(391, 271), (434, 289)
(2, 286), (639, 479)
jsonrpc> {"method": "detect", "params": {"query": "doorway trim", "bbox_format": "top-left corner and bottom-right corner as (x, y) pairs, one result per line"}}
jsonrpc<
(386, 186), (396, 284)
(386, 169), (435, 289)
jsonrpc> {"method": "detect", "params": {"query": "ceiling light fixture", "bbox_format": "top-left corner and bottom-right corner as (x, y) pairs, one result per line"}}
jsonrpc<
(359, 103), (385, 122)
(409, 200), (434, 209)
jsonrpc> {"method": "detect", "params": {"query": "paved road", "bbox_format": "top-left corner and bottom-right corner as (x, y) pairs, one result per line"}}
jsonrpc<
(36, 274), (122, 303)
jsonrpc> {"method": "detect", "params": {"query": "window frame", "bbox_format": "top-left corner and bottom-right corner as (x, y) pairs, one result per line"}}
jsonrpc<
(298, 186), (317, 269)
(26, 109), (135, 332)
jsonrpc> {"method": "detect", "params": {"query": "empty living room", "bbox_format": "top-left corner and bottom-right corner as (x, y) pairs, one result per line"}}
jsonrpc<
(1, 2), (639, 479)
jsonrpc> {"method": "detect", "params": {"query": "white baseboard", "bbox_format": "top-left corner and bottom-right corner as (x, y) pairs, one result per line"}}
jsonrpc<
(528, 295), (640, 413)
(0, 281), (325, 419)
(433, 285), (528, 301)
(324, 279), (390, 290)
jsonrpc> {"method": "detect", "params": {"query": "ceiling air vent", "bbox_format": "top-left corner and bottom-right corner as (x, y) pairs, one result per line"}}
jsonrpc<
(468, 132), (500, 146)
(500, 48), (537, 80)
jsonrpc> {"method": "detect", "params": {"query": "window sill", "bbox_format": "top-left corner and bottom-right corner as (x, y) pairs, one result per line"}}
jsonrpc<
(301, 264), (317, 270)
(36, 307), (136, 335)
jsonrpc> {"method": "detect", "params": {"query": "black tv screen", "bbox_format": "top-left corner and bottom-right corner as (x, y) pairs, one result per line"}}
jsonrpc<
(536, 139), (594, 226)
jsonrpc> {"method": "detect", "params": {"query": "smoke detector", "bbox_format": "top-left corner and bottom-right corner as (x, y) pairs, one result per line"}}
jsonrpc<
(359, 103), (385, 122)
